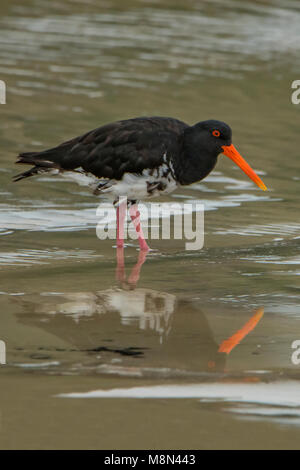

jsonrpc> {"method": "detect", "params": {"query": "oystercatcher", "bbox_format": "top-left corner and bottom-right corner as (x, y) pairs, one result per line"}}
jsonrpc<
(14, 116), (267, 250)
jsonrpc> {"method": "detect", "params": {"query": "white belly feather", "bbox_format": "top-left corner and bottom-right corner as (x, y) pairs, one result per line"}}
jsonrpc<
(55, 161), (178, 200)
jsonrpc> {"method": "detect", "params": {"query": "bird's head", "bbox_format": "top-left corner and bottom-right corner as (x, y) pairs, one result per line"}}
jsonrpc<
(191, 119), (267, 191)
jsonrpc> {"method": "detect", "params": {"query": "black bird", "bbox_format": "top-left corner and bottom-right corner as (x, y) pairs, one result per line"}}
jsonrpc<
(14, 116), (267, 250)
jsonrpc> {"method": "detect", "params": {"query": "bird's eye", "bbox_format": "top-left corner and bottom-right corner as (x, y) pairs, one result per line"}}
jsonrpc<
(212, 130), (220, 137)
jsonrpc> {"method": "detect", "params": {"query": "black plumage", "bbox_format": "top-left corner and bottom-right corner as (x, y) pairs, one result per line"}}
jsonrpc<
(14, 117), (185, 181)
(13, 116), (232, 187)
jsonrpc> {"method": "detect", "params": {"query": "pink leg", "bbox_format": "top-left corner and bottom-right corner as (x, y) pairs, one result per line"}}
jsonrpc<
(116, 199), (126, 248)
(129, 204), (150, 251)
(116, 246), (126, 284)
(127, 250), (148, 287)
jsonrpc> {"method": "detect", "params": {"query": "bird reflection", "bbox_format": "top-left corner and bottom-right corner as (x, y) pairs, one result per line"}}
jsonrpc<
(16, 251), (264, 373)
(115, 246), (148, 289)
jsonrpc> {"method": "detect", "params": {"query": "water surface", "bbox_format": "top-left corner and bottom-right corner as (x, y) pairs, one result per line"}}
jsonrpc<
(0, 0), (300, 450)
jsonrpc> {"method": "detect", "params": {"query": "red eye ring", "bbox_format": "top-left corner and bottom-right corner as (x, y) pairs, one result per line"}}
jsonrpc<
(212, 130), (220, 137)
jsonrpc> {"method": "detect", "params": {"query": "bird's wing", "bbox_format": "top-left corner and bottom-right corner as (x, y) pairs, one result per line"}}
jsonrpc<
(15, 117), (188, 181)
(64, 117), (188, 179)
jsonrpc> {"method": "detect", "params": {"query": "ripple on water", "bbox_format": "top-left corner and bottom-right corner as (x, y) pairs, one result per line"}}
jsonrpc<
(0, 249), (101, 266)
(215, 223), (300, 238)
(0, 1), (300, 96)
(0, 170), (277, 234)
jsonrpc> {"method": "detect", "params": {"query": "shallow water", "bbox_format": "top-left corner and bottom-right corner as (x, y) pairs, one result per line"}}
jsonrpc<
(0, 0), (300, 450)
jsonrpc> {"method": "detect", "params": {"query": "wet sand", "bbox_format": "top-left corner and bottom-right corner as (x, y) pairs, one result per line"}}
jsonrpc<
(0, 0), (300, 450)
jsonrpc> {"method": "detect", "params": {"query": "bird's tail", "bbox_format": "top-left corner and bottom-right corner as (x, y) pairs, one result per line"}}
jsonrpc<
(13, 146), (67, 182)
(13, 165), (41, 182)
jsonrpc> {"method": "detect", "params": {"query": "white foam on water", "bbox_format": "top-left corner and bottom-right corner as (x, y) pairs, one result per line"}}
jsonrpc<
(58, 381), (300, 409)
(14, 361), (60, 369)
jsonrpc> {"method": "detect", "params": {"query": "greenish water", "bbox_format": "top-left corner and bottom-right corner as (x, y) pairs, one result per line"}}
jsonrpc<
(0, 0), (300, 450)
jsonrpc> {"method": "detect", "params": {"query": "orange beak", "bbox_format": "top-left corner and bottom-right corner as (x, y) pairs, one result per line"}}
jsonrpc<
(222, 144), (267, 191)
